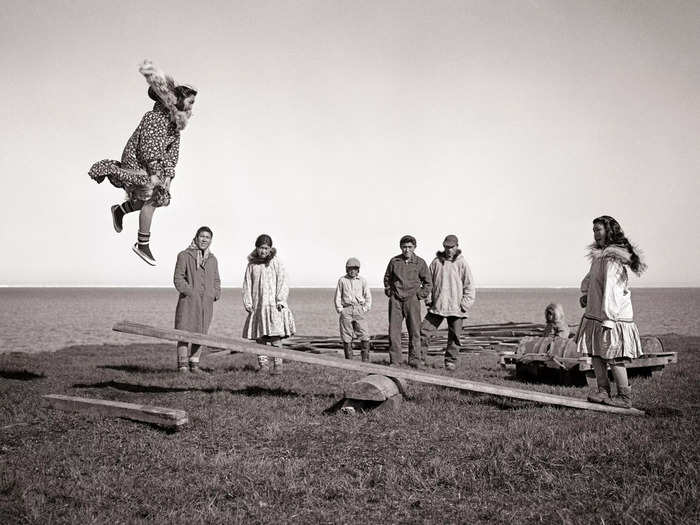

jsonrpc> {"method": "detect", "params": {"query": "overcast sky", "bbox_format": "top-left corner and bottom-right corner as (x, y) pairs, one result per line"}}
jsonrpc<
(1, 0), (698, 287)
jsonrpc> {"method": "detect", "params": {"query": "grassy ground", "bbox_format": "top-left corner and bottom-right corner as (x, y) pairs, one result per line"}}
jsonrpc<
(0, 335), (698, 524)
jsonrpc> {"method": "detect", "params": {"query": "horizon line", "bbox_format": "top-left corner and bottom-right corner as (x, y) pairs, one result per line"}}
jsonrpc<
(1, 284), (698, 289)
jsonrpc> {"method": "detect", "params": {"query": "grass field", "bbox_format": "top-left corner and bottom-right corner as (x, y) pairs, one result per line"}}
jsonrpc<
(0, 334), (698, 524)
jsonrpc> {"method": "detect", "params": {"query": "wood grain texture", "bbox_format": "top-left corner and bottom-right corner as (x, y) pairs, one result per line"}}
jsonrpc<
(113, 321), (644, 416)
(44, 394), (188, 429)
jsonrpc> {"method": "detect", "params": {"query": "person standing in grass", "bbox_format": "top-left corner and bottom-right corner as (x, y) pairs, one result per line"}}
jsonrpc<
(420, 235), (475, 370)
(173, 226), (221, 373)
(576, 215), (647, 408)
(242, 234), (296, 375)
(335, 258), (372, 362)
(89, 60), (197, 266)
(383, 235), (432, 368)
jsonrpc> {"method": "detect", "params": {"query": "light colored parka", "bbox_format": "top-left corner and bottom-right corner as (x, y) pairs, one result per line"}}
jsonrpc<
(426, 251), (476, 318)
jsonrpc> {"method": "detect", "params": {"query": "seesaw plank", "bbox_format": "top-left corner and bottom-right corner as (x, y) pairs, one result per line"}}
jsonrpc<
(113, 321), (644, 416)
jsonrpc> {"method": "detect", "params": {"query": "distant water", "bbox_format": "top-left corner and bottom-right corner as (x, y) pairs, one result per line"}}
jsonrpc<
(0, 288), (698, 354)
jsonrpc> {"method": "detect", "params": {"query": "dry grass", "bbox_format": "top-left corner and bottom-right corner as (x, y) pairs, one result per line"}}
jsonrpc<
(0, 334), (698, 524)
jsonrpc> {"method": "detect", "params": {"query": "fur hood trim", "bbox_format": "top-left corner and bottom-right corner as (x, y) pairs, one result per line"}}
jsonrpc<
(435, 249), (462, 262)
(586, 243), (646, 274)
(248, 247), (277, 265)
(139, 60), (193, 131)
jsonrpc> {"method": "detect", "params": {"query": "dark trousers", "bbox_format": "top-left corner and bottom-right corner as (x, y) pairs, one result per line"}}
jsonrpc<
(420, 312), (463, 363)
(388, 295), (422, 364)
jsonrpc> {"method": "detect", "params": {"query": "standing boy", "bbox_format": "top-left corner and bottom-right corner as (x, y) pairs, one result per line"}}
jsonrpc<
(334, 258), (372, 362)
(383, 235), (432, 368)
(420, 235), (475, 370)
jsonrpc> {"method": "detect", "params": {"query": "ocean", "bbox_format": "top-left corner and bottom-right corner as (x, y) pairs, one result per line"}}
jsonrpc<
(0, 287), (698, 354)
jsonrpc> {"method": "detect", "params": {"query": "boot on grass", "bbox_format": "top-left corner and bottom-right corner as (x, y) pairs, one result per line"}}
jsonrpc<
(257, 355), (270, 373)
(343, 342), (353, 360)
(360, 340), (371, 363)
(604, 385), (633, 408)
(270, 357), (283, 375)
(587, 385), (611, 404)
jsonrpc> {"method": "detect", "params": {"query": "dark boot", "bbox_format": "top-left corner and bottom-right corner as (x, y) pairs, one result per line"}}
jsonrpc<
(604, 385), (633, 408)
(360, 340), (370, 363)
(343, 342), (353, 360)
(587, 386), (611, 404)
(133, 243), (156, 266)
(111, 205), (124, 233)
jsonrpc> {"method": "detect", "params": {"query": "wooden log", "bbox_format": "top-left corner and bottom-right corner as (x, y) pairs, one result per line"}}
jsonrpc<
(112, 321), (644, 416)
(344, 375), (402, 401)
(43, 394), (188, 429)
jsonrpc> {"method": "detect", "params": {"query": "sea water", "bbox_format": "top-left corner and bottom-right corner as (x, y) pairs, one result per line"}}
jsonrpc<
(0, 287), (698, 354)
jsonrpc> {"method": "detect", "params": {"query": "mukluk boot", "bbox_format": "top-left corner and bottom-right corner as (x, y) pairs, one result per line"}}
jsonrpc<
(343, 342), (353, 360)
(270, 357), (283, 375)
(360, 340), (370, 363)
(256, 355), (270, 373)
(604, 385), (633, 408)
(587, 385), (611, 404)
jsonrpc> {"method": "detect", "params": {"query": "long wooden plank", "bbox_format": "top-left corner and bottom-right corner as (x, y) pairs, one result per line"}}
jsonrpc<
(112, 321), (643, 416)
(44, 394), (188, 429)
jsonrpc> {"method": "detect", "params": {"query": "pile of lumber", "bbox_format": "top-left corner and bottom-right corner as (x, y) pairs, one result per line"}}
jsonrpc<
(283, 322), (559, 355)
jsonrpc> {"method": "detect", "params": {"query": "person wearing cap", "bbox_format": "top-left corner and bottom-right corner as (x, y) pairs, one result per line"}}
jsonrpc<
(383, 235), (432, 368)
(334, 258), (373, 362)
(420, 235), (475, 370)
(89, 60), (198, 266)
(173, 226), (221, 373)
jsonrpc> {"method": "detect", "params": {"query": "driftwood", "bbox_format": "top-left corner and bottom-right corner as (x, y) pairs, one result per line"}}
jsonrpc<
(113, 321), (644, 416)
(43, 394), (188, 429)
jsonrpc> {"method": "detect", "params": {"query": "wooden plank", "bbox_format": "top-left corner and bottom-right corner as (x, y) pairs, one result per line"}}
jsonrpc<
(344, 375), (401, 401)
(112, 321), (644, 416)
(43, 394), (188, 429)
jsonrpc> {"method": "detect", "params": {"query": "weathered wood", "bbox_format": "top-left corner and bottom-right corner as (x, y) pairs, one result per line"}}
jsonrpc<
(113, 321), (644, 416)
(345, 375), (402, 401)
(43, 394), (188, 429)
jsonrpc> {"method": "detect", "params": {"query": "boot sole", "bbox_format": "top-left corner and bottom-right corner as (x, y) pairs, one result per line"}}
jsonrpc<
(132, 244), (156, 266)
(110, 205), (123, 233)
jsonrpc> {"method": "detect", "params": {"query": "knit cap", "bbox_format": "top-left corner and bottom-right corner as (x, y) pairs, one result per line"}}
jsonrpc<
(346, 257), (361, 268)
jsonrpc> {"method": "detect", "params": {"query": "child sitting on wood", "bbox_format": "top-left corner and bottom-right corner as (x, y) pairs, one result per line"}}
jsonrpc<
(543, 303), (570, 338)
(334, 258), (372, 361)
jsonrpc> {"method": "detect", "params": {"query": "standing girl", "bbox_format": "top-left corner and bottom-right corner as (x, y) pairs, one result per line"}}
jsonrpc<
(576, 215), (647, 408)
(242, 234), (296, 374)
(89, 60), (197, 265)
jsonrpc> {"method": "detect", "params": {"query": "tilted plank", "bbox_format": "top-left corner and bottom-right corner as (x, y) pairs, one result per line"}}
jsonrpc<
(44, 394), (188, 429)
(112, 321), (644, 416)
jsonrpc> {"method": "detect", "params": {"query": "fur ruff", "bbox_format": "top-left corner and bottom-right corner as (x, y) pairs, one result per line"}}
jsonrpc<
(436, 249), (462, 262)
(248, 247), (277, 266)
(586, 243), (646, 275)
(139, 60), (193, 131)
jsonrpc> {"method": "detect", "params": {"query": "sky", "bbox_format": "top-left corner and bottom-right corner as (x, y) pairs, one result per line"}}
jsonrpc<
(0, 0), (698, 287)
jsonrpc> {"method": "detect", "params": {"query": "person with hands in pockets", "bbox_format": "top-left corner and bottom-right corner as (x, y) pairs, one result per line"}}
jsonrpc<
(420, 235), (475, 371)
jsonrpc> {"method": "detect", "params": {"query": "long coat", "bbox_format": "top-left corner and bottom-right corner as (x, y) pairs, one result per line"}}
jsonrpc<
(174, 249), (221, 334)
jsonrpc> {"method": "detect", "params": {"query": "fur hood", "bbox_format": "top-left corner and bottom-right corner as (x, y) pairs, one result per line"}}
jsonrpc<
(435, 249), (462, 263)
(139, 60), (193, 131)
(543, 303), (569, 338)
(587, 243), (646, 275)
(248, 247), (277, 265)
